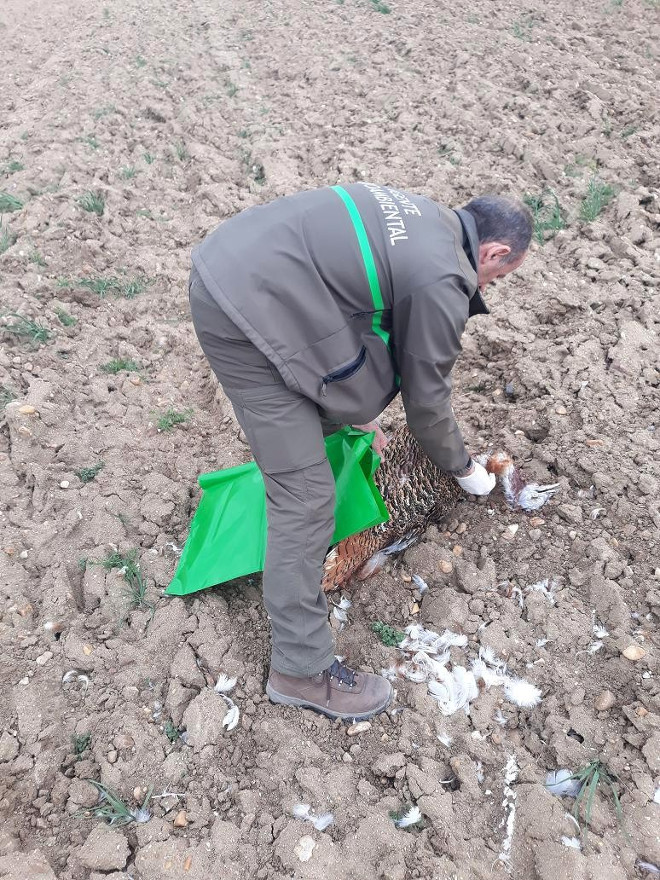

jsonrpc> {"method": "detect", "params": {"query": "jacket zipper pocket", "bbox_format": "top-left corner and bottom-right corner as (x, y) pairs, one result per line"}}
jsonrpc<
(321, 346), (367, 396)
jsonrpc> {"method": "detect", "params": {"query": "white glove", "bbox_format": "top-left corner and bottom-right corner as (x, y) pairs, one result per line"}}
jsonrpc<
(455, 461), (496, 495)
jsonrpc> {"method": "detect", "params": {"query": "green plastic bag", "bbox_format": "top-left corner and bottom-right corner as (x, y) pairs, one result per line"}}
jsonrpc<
(166, 427), (389, 596)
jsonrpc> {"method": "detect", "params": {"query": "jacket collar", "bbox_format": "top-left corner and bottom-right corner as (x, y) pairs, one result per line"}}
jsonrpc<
(454, 209), (489, 316)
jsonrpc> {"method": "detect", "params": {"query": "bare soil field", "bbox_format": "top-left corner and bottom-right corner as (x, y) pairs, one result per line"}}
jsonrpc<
(1, 0), (659, 877)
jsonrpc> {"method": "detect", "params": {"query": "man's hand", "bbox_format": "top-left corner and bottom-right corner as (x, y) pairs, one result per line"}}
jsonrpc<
(454, 460), (496, 495)
(352, 421), (389, 456)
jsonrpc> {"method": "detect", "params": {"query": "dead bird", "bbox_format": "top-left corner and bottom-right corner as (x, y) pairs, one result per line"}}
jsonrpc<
(322, 425), (559, 591)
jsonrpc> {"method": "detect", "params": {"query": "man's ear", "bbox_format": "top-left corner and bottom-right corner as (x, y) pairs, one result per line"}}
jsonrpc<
(480, 242), (512, 264)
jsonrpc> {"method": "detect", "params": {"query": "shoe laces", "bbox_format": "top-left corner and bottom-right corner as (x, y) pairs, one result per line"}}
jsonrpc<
(326, 659), (356, 688)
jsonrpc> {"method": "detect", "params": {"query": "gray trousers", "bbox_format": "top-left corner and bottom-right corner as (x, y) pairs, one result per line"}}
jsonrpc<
(189, 267), (337, 677)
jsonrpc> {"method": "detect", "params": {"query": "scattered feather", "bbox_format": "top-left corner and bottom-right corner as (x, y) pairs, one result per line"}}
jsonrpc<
(62, 669), (90, 689)
(411, 574), (428, 594)
(131, 807), (152, 823)
(498, 755), (519, 866)
(526, 579), (556, 605)
(494, 708), (507, 726)
(293, 803), (334, 831)
(590, 507), (605, 520)
(545, 769), (582, 798)
(653, 787), (660, 805)
(587, 641), (603, 654)
(221, 703), (240, 731)
(332, 606), (349, 623)
(472, 657), (507, 689)
(428, 665), (479, 716)
(214, 673), (237, 694)
(394, 805), (423, 828)
(536, 638), (549, 647)
(475, 761), (484, 784)
(503, 677), (542, 708)
(561, 836), (581, 850)
(593, 620), (609, 639)
(637, 861), (660, 875)
(437, 733), (453, 747)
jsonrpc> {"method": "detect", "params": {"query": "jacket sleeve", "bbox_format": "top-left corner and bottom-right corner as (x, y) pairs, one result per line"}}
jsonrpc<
(392, 276), (471, 473)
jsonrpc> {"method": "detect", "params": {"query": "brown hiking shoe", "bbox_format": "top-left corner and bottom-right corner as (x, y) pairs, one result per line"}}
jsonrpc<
(266, 659), (393, 721)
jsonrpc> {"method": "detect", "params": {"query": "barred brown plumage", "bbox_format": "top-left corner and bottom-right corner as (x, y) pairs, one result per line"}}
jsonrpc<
(322, 425), (559, 592)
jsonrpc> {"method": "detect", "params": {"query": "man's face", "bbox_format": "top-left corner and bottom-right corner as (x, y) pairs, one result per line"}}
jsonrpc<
(477, 243), (527, 291)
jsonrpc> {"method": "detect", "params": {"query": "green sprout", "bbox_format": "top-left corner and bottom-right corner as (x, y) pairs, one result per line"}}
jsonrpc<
(0, 222), (17, 254)
(74, 461), (105, 484)
(72, 733), (92, 756)
(82, 781), (153, 827)
(548, 759), (627, 844)
(55, 307), (77, 327)
(372, 621), (406, 647)
(523, 190), (566, 244)
(0, 192), (24, 213)
(156, 407), (192, 432)
(1, 386), (17, 408)
(100, 358), (141, 374)
(77, 191), (105, 216)
(2, 313), (52, 346)
(580, 177), (615, 223)
(100, 549), (154, 617)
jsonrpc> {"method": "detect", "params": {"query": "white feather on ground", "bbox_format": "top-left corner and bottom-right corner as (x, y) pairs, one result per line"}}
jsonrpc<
(498, 755), (519, 868)
(561, 836), (581, 850)
(394, 806), (423, 828)
(545, 769), (582, 798)
(503, 677), (542, 708)
(526, 579), (557, 605)
(411, 574), (428, 594)
(214, 673), (237, 694)
(293, 803), (334, 831)
(427, 665), (479, 716)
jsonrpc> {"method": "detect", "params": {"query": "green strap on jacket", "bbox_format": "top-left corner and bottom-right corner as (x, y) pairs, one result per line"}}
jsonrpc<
(331, 185), (392, 356)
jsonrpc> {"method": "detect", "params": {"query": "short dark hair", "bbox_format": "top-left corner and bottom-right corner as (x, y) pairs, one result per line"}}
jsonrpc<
(462, 195), (533, 262)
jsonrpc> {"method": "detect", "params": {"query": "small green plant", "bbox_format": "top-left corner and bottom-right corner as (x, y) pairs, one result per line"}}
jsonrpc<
(0, 192), (24, 213)
(225, 78), (238, 97)
(2, 160), (24, 175)
(512, 13), (535, 40)
(82, 781), (153, 827)
(549, 760), (626, 844)
(370, 0), (391, 11)
(620, 124), (637, 139)
(135, 54), (147, 67)
(122, 277), (149, 298)
(100, 358), (141, 374)
(55, 306), (77, 327)
(74, 461), (105, 484)
(92, 104), (116, 120)
(1, 386), (17, 408)
(0, 223), (16, 254)
(83, 134), (100, 150)
(77, 191), (105, 216)
(136, 208), (154, 219)
(72, 732), (92, 756)
(120, 165), (137, 179)
(77, 276), (122, 296)
(100, 548), (154, 617)
(164, 721), (179, 742)
(143, 152), (155, 164)
(372, 621), (406, 647)
(72, 275), (149, 298)
(2, 313), (52, 347)
(523, 190), (566, 244)
(580, 177), (615, 223)
(174, 141), (189, 161)
(28, 250), (47, 267)
(157, 407), (192, 432)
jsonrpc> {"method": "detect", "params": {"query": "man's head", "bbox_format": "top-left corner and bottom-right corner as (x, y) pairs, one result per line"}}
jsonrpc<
(462, 195), (533, 290)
